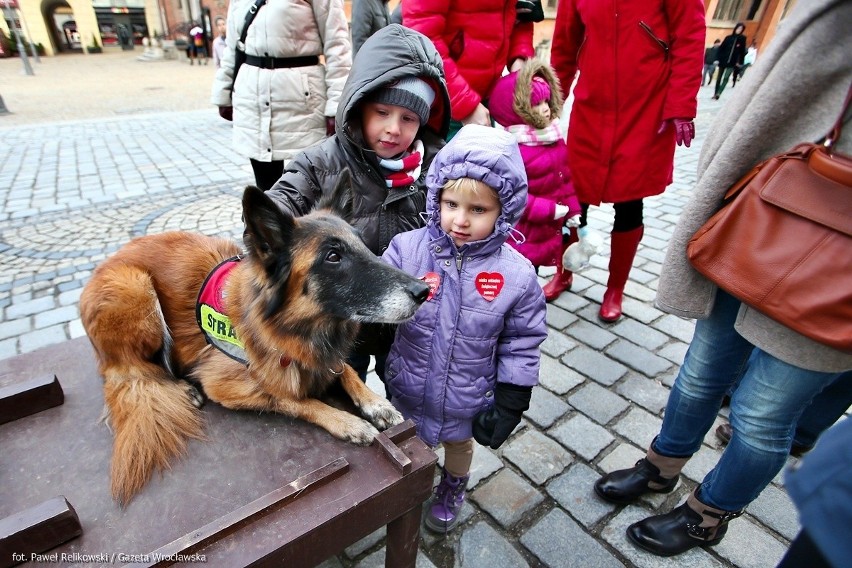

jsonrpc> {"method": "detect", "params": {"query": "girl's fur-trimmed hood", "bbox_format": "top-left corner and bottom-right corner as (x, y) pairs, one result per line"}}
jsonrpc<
(490, 58), (563, 130)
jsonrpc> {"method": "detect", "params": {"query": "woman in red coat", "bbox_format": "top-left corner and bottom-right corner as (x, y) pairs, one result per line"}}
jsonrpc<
(403, 0), (535, 138)
(549, 0), (705, 320)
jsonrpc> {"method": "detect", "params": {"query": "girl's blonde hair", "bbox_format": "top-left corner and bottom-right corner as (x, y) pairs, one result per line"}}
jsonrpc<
(442, 177), (499, 200)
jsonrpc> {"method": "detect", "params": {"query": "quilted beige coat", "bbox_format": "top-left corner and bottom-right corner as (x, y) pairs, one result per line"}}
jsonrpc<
(210, 0), (351, 163)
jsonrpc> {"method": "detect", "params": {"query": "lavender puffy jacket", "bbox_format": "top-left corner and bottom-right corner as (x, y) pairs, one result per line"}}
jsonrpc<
(381, 126), (548, 447)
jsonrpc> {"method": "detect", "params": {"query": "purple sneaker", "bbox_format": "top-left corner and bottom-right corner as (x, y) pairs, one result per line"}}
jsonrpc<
(425, 467), (469, 533)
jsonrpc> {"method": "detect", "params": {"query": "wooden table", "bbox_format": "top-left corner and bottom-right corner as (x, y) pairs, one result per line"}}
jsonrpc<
(0, 338), (437, 567)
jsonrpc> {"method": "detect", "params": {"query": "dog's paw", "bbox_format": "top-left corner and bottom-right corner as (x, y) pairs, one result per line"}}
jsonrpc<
(363, 400), (404, 431)
(341, 418), (380, 446)
(183, 383), (205, 409)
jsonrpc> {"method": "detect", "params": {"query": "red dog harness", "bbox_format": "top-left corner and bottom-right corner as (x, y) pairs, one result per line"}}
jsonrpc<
(196, 256), (248, 364)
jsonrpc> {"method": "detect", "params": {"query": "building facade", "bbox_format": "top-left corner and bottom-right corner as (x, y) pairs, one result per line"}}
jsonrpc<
(1, 0), (226, 56)
(2, 0), (795, 59)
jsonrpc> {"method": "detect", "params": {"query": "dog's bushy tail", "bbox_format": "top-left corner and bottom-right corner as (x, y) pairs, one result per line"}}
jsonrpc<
(103, 365), (204, 506)
(81, 262), (205, 506)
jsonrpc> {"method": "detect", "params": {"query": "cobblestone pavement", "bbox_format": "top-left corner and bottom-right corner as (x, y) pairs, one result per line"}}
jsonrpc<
(0, 52), (800, 568)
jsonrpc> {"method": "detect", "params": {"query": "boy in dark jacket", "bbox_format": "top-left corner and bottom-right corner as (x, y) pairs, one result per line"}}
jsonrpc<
(713, 23), (747, 99)
(265, 24), (450, 383)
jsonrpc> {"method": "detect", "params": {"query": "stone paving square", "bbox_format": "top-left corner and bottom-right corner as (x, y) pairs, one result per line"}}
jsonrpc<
(471, 469), (545, 529)
(0, 52), (813, 567)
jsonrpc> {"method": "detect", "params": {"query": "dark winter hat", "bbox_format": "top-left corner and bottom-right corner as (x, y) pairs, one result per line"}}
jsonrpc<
(371, 77), (436, 125)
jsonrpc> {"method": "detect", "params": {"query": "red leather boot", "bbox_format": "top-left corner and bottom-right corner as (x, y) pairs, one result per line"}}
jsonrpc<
(542, 229), (578, 302)
(599, 226), (643, 322)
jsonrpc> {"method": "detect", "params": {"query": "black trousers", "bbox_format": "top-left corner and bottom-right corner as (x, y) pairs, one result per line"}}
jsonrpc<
(579, 199), (644, 232)
(250, 159), (285, 191)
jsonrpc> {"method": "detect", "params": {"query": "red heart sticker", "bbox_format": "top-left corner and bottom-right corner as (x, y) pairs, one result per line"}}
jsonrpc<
(475, 272), (504, 301)
(421, 272), (441, 301)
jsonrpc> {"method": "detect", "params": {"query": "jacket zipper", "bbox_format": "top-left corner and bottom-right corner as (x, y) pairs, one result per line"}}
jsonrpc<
(725, 36), (742, 66)
(639, 21), (669, 60)
(455, 252), (463, 271)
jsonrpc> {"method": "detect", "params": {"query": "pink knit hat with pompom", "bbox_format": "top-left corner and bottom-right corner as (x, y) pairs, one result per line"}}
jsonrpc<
(530, 76), (551, 106)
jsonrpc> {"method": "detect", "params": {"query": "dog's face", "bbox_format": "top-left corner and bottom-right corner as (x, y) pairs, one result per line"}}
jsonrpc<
(241, 183), (429, 325)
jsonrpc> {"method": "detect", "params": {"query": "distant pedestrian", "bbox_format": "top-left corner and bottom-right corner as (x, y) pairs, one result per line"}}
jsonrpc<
(734, 40), (758, 85)
(351, 0), (391, 57)
(189, 23), (207, 65)
(212, 17), (226, 68)
(702, 39), (721, 86)
(713, 22), (747, 99)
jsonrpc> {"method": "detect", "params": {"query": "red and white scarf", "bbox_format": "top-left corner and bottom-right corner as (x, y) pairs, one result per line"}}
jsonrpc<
(379, 140), (424, 188)
(506, 119), (563, 146)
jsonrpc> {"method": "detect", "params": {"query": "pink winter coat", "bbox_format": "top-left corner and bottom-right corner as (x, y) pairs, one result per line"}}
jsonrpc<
(490, 61), (581, 267)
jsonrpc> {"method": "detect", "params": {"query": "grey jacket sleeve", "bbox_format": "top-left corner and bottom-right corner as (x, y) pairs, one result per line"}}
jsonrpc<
(350, 0), (373, 56)
(265, 153), (322, 217)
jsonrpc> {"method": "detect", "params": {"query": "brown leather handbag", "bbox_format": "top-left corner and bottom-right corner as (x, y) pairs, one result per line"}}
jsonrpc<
(687, 87), (852, 352)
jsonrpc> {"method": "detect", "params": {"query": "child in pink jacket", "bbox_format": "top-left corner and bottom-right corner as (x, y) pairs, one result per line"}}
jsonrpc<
(489, 58), (581, 301)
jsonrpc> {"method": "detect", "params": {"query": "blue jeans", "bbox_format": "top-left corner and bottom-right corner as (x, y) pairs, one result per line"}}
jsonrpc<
(654, 290), (841, 511)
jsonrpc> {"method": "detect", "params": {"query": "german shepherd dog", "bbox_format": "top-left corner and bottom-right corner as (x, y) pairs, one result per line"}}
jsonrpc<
(80, 177), (429, 505)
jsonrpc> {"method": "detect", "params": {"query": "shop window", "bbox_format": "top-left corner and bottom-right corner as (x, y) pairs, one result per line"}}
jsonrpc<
(714, 0), (765, 22)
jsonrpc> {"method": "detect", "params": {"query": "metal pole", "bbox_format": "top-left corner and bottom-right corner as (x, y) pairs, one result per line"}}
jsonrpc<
(3, 0), (34, 75)
(17, 3), (41, 63)
(0, 93), (10, 115)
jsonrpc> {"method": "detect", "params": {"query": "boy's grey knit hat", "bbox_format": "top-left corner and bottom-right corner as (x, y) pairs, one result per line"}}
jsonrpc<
(371, 77), (436, 125)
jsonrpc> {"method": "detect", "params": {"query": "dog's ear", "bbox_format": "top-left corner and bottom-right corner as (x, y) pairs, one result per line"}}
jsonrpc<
(242, 186), (293, 282)
(316, 168), (353, 220)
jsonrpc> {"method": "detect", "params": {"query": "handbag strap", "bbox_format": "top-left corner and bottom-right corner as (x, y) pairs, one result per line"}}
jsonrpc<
(824, 83), (852, 149)
(239, 0), (267, 51)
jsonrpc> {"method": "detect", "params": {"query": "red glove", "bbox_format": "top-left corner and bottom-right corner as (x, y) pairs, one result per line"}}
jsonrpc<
(326, 116), (335, 136)
(658, 118), (695, 147)
(218, 106), (233, 121)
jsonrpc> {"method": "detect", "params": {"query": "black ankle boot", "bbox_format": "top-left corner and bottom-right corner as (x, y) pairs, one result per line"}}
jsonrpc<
(594, 458), (679, 504)
(626, 490), (743, 557)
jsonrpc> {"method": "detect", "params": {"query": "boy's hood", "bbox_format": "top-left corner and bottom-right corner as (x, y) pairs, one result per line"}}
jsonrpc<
(425, 125), (528, 251)
(336, 24), (450, 142)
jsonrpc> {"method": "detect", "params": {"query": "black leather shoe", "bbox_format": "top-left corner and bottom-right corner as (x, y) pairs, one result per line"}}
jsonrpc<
(715, 422), (733, 444)
(627, 490), (742, 557)
(594, 458), (678, 505)
(626, 502), (724, 556)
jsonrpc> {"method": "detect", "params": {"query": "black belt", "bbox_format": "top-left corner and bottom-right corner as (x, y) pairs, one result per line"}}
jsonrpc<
(243, 55), (319, 69)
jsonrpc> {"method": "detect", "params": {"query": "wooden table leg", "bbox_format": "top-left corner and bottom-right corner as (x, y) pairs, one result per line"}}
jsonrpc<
(385, 503), (423, 568)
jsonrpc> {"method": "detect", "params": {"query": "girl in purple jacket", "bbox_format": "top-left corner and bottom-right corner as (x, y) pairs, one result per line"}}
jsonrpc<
(382, 124), (548, 533)
(488, 58), (582, 302)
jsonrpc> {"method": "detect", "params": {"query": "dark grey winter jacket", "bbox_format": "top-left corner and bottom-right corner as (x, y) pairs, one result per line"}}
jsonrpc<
(265, 24), (450, 256)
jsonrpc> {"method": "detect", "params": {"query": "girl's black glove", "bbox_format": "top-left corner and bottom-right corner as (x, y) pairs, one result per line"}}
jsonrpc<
(473, 383), (532, 449)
